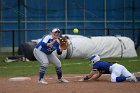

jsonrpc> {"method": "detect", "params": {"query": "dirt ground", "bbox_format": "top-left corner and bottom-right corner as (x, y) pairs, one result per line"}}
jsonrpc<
(0, 74), (140, 93)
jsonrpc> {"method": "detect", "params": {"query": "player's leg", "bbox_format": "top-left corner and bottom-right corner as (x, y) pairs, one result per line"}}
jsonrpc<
(121, 65), (137, 82)
(136, 77), (140, 81)
(33, 49), (49, 84)
(47, 53), (69, 82)
(47, 53), (62, 79)
(111, 64), (126, 82)
(111, 70), (122, 82)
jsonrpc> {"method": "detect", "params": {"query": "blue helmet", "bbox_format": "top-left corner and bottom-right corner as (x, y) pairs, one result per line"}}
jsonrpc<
(89, 55), (100, 64)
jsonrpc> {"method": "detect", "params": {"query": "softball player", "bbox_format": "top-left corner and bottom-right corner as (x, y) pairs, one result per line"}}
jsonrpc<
(79, 55), (138, 82)
(33, 28), (69, 84)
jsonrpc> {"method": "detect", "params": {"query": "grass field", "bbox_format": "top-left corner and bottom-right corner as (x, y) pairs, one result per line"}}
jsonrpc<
(0, 55), (140, 77)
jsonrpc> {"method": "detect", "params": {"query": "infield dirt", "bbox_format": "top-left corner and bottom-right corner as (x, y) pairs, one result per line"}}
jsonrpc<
(0, 74), (140, 93)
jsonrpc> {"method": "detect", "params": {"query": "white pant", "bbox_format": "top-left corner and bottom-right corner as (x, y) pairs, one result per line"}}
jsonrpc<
(33, 48), (61, 67)
(110, 63), (132, 82)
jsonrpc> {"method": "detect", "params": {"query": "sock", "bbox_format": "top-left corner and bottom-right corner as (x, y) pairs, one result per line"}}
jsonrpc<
(136, 77), (140, 81)
(39, 66), (46, 81)
(116, 76), (127, 82)
(55, 67), (62, 79)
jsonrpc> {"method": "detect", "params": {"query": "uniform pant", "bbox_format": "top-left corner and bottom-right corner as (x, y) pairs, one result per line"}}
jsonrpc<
(110, 63), (132, 82)
(33, 48), (62, 80)
(33, 48), (61, 68)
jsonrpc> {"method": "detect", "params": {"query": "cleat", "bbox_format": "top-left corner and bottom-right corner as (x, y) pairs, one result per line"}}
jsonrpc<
(131, 74), (138, 82)
(38, 79), (48, 84)
(58, 78), (69, 83)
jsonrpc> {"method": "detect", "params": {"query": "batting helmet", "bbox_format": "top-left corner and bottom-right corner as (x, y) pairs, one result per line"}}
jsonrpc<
(89, 54), (100, 64)
(52, 28), (60, 33)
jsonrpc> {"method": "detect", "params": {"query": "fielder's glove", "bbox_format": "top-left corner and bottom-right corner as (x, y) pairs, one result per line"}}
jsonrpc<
(58, 36), (68, 50)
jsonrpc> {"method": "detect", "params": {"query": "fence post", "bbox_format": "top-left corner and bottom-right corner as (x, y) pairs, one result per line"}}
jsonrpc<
(107, 28), (110, 36)
(12, 30), (15, 56)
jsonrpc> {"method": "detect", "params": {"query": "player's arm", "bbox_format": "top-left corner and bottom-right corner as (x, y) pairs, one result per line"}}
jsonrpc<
(88, 71), (102, 80)
(84, 69), (102, 80)
(79, 69), (102, 81)
(47, 39), (57, 47)
(78, 70), (96, 81)
(42, 35), (57, 47)
(57, 48), (63, 55)
(86, 70), (96, 79)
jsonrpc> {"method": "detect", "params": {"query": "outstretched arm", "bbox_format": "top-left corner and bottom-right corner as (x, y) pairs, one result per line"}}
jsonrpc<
(88, 72), (102, 80)
(79, 70), (102, 81)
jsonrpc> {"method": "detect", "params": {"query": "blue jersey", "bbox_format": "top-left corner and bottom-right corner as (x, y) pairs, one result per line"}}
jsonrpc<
(35, 35), (61, 55)
(92, 61), (113, 74)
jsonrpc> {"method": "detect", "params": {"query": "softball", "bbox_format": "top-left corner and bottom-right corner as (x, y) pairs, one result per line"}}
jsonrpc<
(73, 28), (79, 34)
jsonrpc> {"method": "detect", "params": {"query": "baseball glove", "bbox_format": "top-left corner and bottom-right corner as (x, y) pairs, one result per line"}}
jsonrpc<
(58, 36), (68, 50)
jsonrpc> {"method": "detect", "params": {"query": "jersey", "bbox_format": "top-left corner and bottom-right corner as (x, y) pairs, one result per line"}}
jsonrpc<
(92, 61), (113, 74)
(35, 35), (61, 55)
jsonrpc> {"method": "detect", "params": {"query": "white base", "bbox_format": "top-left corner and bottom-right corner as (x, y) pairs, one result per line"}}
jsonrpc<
(9, 77), (31, 81)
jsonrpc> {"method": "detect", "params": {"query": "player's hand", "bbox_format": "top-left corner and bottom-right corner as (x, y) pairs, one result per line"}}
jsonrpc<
(78, 78), (84, 82)
(78, 76), (89, 82)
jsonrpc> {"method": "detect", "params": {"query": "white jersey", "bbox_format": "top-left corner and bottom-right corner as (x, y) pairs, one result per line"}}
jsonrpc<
(35, 35), (61, 55)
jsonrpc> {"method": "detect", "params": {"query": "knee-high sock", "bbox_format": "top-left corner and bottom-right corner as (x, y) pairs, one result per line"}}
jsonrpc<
(55, 67), (62, 79)
(39, 66), (46, 80)
(116, 76), (127, 82)
(136, 77), (140, 81)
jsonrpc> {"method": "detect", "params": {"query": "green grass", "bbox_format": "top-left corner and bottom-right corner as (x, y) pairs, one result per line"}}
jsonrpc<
(0, 58), (91, 77)
(0, 57), (140, 77)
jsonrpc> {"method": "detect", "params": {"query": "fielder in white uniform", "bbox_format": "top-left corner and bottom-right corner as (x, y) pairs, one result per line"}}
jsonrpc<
(79, 55), (138, 82)
(33, 28), (69, 84)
